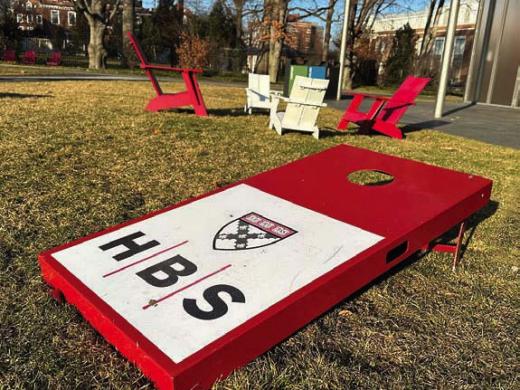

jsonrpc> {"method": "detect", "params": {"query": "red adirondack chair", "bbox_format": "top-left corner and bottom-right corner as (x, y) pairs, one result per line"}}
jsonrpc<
(127, 32), (208, 116)
(337, 76), (430, 139)
(2, 49), (16, 62)
(22, 50), (37, 65)
(47, 51), (62, 66)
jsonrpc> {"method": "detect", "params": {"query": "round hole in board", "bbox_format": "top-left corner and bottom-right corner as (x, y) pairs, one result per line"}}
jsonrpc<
(347, 170), (394, 186)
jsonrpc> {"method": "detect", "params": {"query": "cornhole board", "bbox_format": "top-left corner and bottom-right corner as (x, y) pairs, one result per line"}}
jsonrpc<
(38, 145), (492, 390)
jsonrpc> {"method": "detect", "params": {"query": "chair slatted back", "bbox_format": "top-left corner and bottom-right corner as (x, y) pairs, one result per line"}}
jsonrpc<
(248, 73), (270, 98)
(376, 76), (430, 124)
(283, 76), (329, 130)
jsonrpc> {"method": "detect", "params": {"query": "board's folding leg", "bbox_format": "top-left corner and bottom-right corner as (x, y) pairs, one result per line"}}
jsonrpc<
(422, 221), (467, 271)
(49, 286), (64, 304)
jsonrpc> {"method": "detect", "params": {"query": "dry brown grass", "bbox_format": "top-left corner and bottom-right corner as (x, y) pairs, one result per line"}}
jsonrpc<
(0, 80), (518, 389)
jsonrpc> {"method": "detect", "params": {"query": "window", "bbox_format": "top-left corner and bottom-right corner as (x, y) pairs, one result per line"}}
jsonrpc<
(433, 37), (445, 56)
(36, 14), (43, 24)
(453, 36), (466, 56)
(50, 10), (59, 25)
(17, 13), (23, 23)
(68, 11), (76, 26)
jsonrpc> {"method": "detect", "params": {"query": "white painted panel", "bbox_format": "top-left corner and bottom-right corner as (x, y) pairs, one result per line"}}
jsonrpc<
(53, 184), (383, 363)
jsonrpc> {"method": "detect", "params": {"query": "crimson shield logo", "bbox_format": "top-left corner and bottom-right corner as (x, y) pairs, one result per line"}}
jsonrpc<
(213, 212), (297, 251)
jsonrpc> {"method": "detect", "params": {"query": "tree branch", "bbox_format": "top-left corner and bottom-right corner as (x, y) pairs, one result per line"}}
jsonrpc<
(108, 0), (122, 22)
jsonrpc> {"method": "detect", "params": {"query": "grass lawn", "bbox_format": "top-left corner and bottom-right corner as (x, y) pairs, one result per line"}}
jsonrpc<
(0, 80), (518, 389)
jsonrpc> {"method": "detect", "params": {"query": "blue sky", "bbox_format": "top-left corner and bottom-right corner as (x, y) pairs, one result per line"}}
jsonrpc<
(138, 0), (430, 49)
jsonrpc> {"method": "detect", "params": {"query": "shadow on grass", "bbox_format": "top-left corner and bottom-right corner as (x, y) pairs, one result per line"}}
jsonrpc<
(207, 108), (258, 117)
(0, 92), (51, 99)
(173, 107), (250, 117)
(317, 127), (356, 139)
(264, 200), (499, 356)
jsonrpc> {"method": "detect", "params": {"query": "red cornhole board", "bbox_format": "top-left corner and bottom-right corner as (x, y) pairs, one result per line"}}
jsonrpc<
(39, 145), (492, 390)
(127, 32), (208, 116)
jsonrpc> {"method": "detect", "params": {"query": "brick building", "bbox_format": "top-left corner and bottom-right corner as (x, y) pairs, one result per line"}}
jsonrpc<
(284, 14), (323, 64)
(370, 0), (479, 85)
(246, 14), (324, 73)
(11, 0), (76, 50)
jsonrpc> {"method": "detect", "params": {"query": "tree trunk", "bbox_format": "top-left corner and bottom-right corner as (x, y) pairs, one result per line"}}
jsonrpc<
(87, 19), (107, 69)
(418, 0), (445, 73)
(122, 0), (134, 66)
(233, 0), (244, 48)
(342, 48), (354, 90)
(255, 0), (272, 74)
(268, 0), (287, 83)
(321, 0), (335, 63)
(342, 0), (359, 89)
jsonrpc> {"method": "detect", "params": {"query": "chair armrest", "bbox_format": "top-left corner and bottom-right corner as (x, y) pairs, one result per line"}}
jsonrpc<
(288, 101), (327, 109)
(246, 88), (269, 99)
(270, 92), (289, 102)
(344, 91), (391, 101)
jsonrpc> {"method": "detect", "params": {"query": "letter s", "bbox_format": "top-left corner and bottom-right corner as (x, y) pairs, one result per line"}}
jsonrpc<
(183, 284), (245, 320)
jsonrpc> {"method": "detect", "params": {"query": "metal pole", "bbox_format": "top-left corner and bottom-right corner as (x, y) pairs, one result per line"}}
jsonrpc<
(336, 0), (352, 100)
(463, 0), (485, 102)
(434, 0), (461, 118)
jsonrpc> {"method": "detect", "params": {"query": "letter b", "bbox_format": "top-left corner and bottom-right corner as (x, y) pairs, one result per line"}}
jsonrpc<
(136, 255), (197, 288)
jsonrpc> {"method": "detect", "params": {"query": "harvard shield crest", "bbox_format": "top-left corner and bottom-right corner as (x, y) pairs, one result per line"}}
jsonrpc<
(213, 212), (297, 250)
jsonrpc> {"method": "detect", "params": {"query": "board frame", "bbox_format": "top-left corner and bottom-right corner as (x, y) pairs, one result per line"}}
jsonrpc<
(39, 145), (492, 390)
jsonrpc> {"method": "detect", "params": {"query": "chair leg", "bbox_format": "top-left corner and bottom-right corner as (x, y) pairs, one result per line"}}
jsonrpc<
(372, 120), (403, 139)
(273, 122), (283, 135)
(337, 117), (351, 130)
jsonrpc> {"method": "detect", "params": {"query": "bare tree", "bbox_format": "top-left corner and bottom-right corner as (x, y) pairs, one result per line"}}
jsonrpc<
(417, 0), (445, 73)
(73, 0), (122, 69)
(321, 0), (337, 62)
(232, 0), (246, 47)
(121, 0), (134, 66)
(338, 0), (398, 89)
(267, 0), (288, 82)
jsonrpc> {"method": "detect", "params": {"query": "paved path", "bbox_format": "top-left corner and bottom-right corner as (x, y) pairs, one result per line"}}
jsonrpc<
(327, 97), (519, 149)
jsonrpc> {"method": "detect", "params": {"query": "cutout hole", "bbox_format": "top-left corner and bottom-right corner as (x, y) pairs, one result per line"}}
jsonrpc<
(347, 170), (394, 186)
(386, 241), (408, 263)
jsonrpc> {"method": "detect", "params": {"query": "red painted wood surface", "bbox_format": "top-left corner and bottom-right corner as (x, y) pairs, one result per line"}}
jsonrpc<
(337, 76), (430, 139)
(39, 145), (492, 390)
(127, 32), (208, 116)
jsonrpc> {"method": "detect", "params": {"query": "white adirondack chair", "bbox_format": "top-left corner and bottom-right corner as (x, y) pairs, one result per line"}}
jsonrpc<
(269, 76), (329, 139)
(244, 73), (271, 114)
